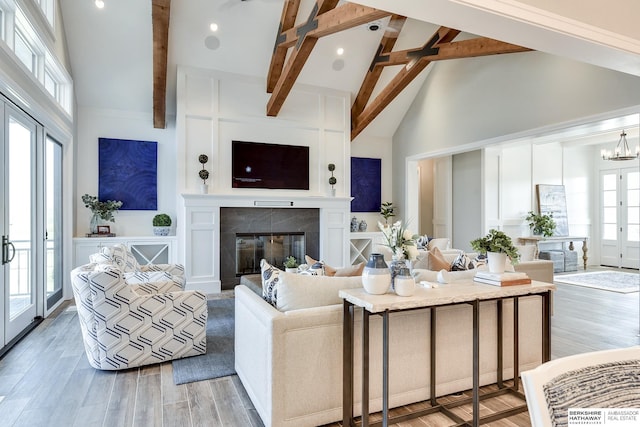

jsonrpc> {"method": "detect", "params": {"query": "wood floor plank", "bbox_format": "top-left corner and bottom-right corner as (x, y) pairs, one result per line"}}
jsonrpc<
(161, 362), (188, 405)
(134, 373), (163, 427)
(186, 380), (222, 427)
(162, 401), (192, 427)
(103, 370), (139, 427)
(209, 376), (252, 427)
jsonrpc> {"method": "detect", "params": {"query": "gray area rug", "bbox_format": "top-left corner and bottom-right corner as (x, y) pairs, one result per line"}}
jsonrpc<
(172, 298), (235, 385)
(555, 271), (640, 293)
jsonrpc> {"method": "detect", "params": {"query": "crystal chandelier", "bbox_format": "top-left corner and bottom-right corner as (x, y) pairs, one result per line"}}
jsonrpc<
(601, 130), (639, 161)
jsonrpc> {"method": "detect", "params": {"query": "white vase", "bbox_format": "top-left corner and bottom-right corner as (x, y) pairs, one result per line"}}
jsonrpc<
(487, 252), (507, 273)
(394, 274), (416, 296)
(200, 184), (209, 194)
(362, 253), (391, 295)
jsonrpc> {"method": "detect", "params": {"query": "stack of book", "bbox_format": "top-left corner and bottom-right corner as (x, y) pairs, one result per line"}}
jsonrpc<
(473, 271), (532, 286)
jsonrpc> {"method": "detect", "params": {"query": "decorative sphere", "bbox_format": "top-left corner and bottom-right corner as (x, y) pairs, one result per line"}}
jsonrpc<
(198, 154), (208, 164)
(199, 170), (210, 180)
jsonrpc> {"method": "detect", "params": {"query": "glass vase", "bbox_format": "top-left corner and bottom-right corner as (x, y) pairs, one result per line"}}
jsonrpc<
(389, 253), (407, 290)
(89, 213), (100, 234)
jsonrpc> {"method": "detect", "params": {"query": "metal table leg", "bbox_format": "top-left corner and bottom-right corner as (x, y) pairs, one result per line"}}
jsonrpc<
(382, 310), (389, 427)
(343, 301), (354, 426)
(473, 299), (479, 427)
(362, 309), (370, 427)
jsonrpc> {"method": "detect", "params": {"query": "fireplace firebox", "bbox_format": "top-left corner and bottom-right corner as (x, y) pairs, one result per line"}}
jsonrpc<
(236, 232), (305, 275)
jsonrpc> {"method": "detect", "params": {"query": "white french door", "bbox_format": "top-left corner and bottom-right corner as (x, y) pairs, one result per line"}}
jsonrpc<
(600, 167), (640, 269)
(1, 104), (39, 346)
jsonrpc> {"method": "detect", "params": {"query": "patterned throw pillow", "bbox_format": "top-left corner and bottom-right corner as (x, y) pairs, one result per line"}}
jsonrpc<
(260, 259), (281, 307)
(451, 252), (476, 271)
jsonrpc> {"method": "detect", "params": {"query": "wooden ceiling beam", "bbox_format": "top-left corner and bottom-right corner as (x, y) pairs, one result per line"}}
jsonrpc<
(380, 37), (531, 67)
(266, 0), (301, 94)
(275, 4), (391, 50)
(351, 27), (460, 141)
(351, 15), (407, 119)
(266, 0), (390, 116)
(152, 0), (171, 129)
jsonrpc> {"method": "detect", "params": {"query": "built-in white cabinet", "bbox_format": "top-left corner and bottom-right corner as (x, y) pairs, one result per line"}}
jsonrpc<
(73, 236), (178, 268)
(349, 232), (384, 265)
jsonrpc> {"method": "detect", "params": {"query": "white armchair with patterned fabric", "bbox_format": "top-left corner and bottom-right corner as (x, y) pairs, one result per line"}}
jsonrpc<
(70, 263), (207, 370)
(521, 346), (640, 427)
(89, 243), (185, 292)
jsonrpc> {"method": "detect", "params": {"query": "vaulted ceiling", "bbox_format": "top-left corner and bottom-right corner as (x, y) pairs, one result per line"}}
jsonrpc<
(60, 0), (640, 140)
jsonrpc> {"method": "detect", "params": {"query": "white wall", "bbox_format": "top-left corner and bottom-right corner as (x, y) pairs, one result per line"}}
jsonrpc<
(74, 108), (177, 237)
(393, 51), (640, 217)
(452, 150), (482, 251)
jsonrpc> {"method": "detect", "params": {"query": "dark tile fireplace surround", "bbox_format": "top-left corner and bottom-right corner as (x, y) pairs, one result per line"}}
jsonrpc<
(220, 207), (320, 289)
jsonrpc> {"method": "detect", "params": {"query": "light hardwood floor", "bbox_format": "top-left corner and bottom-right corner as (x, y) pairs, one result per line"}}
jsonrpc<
(0, 270), (638, 427)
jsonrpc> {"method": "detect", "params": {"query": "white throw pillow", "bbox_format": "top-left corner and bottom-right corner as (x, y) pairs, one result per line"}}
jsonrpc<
(516, 245), (536, 262)
(427, 238), (450, 251)
(276, 272), (363, 311)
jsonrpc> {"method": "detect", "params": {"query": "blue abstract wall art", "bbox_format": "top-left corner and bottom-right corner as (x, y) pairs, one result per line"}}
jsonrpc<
(99, 138), (158, 210)
(351, 157), (381, 213)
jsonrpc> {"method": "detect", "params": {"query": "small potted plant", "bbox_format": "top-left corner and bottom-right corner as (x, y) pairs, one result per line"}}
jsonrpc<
(152, 213), (172, 236)
(328, 164), (337, 196)
(470, 229), (519, 273)
(82, 194), (123, 234)
(283, 256), (299, 273)
(525, 211), (556, 237)
(380, 201), (395, 226)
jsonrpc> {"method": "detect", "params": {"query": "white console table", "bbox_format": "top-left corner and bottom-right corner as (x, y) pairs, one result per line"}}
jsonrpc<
(341, 280), (555, 427)
(73, 236), (177, 268)
(518, 236), (588, 269)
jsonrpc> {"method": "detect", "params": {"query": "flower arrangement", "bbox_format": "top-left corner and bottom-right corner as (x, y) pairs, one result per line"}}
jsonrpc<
(82, 194), (123, 222)
(378, 220), (419, 261)
(470, 229), (519, 263)
(525, 211), (556, 237)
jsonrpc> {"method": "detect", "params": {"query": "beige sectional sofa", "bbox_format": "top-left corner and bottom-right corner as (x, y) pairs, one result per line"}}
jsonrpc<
(235, 270), (548, 427)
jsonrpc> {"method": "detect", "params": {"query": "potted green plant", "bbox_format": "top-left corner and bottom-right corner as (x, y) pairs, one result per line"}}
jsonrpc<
(525, 211), (556, 237)
(283, 256), (299, 273)
(470, 229), (519, 273)
(152, 213), (172, 236)
(82, 194), (123, 234)
(380, 201), (395, 225)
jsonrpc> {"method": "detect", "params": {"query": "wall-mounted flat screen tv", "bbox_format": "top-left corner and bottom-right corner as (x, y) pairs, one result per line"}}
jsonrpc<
(232, 140), (309, 190)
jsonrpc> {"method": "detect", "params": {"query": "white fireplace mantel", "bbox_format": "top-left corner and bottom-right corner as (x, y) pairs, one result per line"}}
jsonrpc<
(178, 193), (352, 293)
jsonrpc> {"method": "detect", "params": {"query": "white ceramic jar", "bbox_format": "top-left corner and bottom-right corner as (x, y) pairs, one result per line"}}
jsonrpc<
(394, 267), (416, 296)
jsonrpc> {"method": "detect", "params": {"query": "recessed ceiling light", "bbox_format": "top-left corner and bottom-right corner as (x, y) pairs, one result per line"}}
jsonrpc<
(210, 23), (218, 32)
(336, 47), (344, 56)
(205, 35), (220, 50)
(95, 0), (105, 8)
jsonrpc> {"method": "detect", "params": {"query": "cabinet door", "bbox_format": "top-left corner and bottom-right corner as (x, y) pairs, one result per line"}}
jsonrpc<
(74, 242), (104, 267)
(128, 241), (173, 265)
